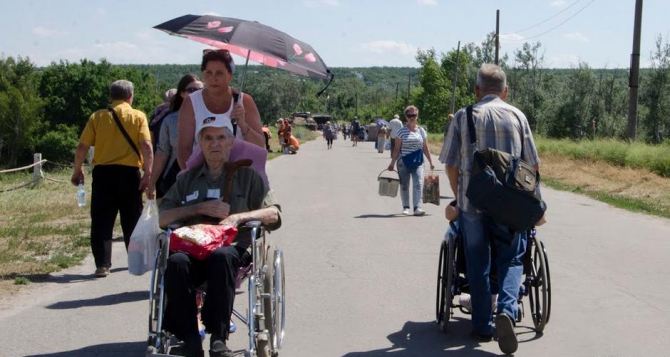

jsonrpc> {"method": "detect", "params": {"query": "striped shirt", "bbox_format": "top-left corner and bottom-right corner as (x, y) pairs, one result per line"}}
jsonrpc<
(439, 95), (540, 213)
(397, 126), (427, 157)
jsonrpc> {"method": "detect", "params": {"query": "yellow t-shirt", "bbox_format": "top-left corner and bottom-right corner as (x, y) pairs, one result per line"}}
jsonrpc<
(80, 101), (151, 168)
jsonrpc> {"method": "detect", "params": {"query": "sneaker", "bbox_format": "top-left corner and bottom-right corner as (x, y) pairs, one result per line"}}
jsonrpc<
(495, 313), (518, 355)
(402, 208), (411, 216)
(209, 334), (234, 357)
(458, 293), (472, 312)
(413, 208), (426, 216)
(94, 267), (110, 278)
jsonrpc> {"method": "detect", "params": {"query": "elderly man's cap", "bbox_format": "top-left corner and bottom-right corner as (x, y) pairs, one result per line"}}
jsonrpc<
(198, 115), (234, 136)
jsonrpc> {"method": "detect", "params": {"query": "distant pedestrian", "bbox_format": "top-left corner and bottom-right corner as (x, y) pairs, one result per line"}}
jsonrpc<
(70, 79), (153, 278)
(149, 88), (177, 150)
(147, 74), (203, 200)
(387, 105), (434, 216)
(262, 124), (272, 152)
(323, 121), (335, 149)
(389, 114), (403, 158)
(351, 119), (360, 147)
(377, 125), (388, 153)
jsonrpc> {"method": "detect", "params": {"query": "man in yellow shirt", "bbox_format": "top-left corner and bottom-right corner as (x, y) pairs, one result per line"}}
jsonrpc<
(70, 79), (153, 278)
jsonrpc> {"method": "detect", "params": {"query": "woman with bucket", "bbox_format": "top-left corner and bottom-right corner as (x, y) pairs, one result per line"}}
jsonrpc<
(387, 105), (434, 216)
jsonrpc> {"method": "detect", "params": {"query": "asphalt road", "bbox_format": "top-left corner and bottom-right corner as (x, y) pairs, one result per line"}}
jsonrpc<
(1, 137), (669, 357)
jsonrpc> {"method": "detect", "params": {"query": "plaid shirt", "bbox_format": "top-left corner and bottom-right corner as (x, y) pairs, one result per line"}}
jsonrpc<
(439, 95), (540, 213)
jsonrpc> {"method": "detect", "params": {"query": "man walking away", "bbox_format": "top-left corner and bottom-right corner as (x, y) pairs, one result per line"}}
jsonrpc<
(440, 64), (540, 355)
(71, 80), (154, 278)
(389, 114), (403, 158)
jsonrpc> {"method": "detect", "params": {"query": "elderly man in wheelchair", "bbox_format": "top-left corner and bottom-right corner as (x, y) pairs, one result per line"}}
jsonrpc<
(157, 118), (281, 357)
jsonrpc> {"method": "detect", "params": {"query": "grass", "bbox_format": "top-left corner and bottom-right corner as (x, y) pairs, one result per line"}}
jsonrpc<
(426, 133), (670, 220)
(0, 125), (320, 283)
(0, 167), (91, 280)
(535, 136), (670, 178)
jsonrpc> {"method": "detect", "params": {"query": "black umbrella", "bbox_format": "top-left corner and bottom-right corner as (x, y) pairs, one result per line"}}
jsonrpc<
(154, 14), (334, 93)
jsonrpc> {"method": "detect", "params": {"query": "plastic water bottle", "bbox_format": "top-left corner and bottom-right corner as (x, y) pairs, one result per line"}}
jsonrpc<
(76, 183), (86, 207)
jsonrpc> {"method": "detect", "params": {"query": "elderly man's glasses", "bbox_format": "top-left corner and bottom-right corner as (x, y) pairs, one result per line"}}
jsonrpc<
(406, 113), (418, 118)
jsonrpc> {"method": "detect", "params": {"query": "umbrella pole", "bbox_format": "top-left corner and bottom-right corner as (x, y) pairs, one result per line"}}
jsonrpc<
(240, 49), (251, 92)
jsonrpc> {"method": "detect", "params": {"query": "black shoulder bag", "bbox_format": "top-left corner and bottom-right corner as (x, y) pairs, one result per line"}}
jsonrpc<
(108, 107), (140, 158)
(464, 105), (546, 233)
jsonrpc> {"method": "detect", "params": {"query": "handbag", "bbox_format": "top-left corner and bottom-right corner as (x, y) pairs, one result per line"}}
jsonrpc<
(401, 149), (424, 171)
(464, 105), (546, 232)
(422, 170), (440, 205)
(128, 200), (161, 275)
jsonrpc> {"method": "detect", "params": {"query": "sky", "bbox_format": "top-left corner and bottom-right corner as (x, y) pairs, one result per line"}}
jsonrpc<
(0, 0), (668, 69)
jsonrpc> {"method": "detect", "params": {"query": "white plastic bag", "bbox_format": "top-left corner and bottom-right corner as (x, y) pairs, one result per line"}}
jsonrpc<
(128, 200), (161, 276)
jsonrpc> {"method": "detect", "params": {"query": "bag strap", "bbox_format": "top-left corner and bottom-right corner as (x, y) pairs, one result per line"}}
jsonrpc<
(108, 107), (140, 158)
(466, 104), (526, 160)
(231, 89), (241, 137)
(466, 105), (476, 145)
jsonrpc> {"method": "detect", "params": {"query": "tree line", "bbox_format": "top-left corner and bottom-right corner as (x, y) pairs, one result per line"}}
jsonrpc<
(1, 34), (669, 166)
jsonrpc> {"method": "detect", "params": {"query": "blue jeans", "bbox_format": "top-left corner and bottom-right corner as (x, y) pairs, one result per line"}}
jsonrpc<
(397, 159), (424, 210)
(459, 211), (527, 335)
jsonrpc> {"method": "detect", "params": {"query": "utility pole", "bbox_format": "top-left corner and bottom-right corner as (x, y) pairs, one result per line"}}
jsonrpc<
(450, 41), (461, 114)
(495, 9), (500, 65)
(407, 73), (411, 104)
(396, 82), (399, 101)
(627, 0), (643, 141)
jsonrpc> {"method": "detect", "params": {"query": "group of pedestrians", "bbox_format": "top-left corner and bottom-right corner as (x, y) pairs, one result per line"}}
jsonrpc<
(69, 56), (538, 356)
(70, 48), (282, 357)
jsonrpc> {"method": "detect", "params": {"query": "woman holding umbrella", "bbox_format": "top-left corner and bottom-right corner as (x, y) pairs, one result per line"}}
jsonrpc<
(177, 49), (265, 169)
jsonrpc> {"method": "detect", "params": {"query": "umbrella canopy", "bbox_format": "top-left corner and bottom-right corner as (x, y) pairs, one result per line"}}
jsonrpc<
(154, 14), (332, 81)
(375, 118), (389, 127)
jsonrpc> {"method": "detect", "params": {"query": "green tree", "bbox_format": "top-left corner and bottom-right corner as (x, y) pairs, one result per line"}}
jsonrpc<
(415, 49), (450, 132)
(640, 35), (670, 143)
(0, 56), (43, 166)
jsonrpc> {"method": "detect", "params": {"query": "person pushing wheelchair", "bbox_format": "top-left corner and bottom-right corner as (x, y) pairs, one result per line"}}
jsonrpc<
(159, 117), (281, 357)
(439, 64), (541, 355)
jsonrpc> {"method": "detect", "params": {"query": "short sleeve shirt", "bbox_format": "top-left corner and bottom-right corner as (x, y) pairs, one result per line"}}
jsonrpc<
(159, 164), (282, 249)
(439, 95), (540, 213)
(397, 126), (426, 158)
(79, 101), (151, 168)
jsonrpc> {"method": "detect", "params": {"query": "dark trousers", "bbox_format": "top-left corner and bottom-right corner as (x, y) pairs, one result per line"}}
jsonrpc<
(263, 132), (271, 152)
(90, 164), (142, 268)
(164, 245), (245, 341)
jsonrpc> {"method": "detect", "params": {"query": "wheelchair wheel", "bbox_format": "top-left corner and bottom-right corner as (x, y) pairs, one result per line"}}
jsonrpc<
(263, 247), (285, 355)
(147, 233), (170, 353)
(436, 239), (456, 332)
(528, 236), (551, 332)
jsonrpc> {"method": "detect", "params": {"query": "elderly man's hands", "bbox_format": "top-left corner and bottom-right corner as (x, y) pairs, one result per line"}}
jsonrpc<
(218, 213), (241, 228)
(197, 200), (231, 220)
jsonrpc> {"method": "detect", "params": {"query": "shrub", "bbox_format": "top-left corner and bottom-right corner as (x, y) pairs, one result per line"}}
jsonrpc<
(34, 124), (79, 164)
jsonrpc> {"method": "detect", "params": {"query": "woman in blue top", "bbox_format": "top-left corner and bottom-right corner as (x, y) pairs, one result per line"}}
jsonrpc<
(387, 105), (435, 216)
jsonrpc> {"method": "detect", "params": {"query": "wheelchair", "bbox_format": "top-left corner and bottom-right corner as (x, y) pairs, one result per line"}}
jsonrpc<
(146, 221), (286, 357)
(435, 221), (551, 333)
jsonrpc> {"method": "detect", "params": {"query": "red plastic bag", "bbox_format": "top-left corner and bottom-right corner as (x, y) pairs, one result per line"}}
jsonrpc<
(169, 224), (238, 260)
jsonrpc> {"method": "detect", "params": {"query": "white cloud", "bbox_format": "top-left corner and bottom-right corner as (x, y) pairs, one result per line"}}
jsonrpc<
(546, 54), (581, 68)
(500, 33), (525, 45)
(303, 0), (340, 7)
(96, 8), (107, 16)
(360, 40), (416, 56)
(417, 0), (438, 6)
(550, 0), (567, 7)
(32, 26), (66, 38)
(563, 32), (589, 43)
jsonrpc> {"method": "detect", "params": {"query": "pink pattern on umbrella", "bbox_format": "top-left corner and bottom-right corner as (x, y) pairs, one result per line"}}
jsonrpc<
(292, 43), (303, 56)
(207, 21), (221, 29)
(304, 53), (316, 63)
(188, 36), (287, 69)
(218, 26), (234, 33)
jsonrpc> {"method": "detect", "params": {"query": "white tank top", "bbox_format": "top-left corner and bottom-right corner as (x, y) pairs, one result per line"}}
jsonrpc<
(190, 89), (244, 145)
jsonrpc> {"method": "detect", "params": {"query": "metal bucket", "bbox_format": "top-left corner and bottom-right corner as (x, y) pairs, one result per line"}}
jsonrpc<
(378, 169), (400, 197)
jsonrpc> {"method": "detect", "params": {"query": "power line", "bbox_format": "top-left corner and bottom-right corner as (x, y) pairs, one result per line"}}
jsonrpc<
(513, 0), (585, 34)
(523, 0), (596, 40)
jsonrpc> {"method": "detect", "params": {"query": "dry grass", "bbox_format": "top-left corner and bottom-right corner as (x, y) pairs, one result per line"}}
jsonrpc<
(0, 167), (91, 281)
(427, 134), (670, 218)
